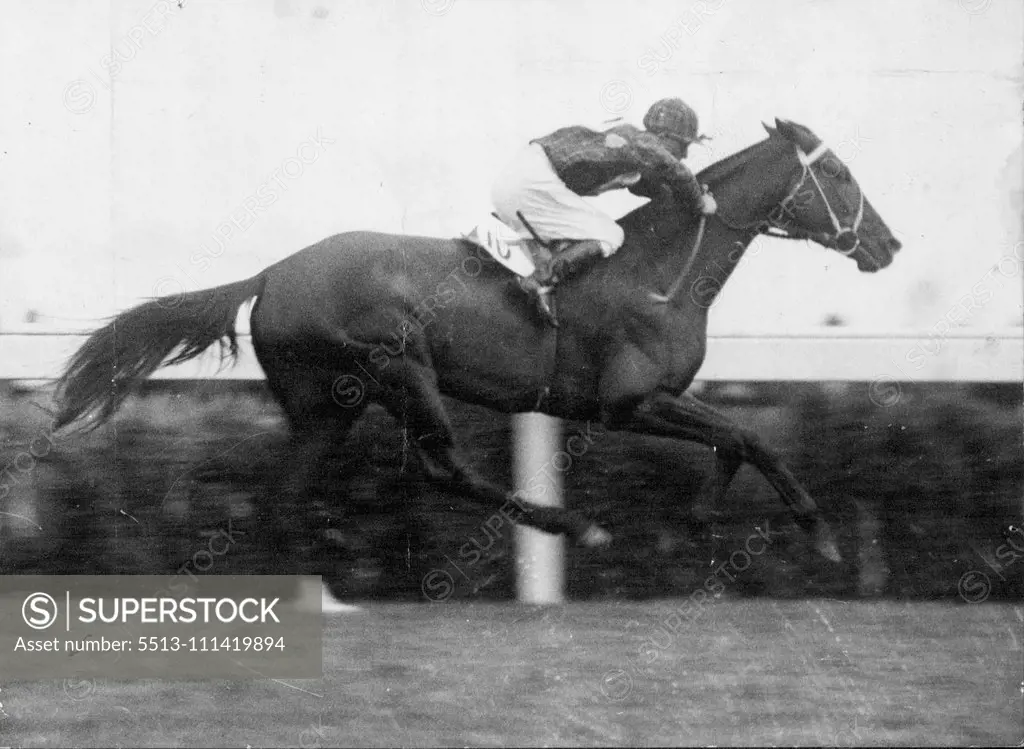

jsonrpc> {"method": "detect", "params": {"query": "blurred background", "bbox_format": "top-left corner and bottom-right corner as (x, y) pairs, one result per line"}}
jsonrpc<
(1, 381), (1020, 603)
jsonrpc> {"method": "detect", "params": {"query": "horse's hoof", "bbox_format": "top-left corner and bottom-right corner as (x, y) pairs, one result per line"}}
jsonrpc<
(579, 525), (612, 548)
(819, 540), (842, 564)
(815, 522), (842, 563)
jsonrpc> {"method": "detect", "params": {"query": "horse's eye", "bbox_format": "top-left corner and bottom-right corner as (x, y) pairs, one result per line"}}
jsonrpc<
(821, 157), (846, 181)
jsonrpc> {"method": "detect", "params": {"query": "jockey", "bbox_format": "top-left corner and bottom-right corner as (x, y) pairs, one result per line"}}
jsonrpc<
(491, 97), (718, 325)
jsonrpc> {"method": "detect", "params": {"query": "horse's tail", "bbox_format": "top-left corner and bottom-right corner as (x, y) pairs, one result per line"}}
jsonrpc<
(53, 272), (268, 431)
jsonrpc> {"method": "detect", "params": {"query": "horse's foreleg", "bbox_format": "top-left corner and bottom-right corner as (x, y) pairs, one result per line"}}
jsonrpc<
(613, 392), (841, 562)
(691, 448), (744, 523)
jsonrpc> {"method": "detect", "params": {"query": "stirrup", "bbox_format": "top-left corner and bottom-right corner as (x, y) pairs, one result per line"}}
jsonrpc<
(524, 281), (558, 327)
(534, 292), (558, 328)
(516, 274), (553, 293)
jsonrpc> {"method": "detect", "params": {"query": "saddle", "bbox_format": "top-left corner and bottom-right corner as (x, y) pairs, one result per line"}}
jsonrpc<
(465, 214), (611, 327)
(461, 213), (545, 278)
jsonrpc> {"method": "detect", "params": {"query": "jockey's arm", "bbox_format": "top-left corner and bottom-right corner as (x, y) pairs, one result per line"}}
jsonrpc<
(621, 130), (705, 214)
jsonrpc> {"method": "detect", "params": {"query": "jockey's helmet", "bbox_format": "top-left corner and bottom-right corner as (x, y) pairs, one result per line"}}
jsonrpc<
(643, 98), (706, 151)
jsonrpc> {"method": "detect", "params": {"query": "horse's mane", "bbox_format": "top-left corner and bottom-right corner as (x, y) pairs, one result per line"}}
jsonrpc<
(696, 118), (822, 187)
(696, 136), (777, 187)
(617, 131), (784, 232)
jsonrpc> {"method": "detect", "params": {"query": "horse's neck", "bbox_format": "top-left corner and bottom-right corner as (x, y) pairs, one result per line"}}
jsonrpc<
(660, 135), (788, 305)
(682, 220), (757, 306)
(619, 201), (756, 307)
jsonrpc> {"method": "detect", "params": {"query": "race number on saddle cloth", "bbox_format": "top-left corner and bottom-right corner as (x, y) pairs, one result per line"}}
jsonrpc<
(463, 215), (537, 277)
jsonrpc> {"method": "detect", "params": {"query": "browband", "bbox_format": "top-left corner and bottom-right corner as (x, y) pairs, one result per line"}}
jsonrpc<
(797, 142), (829, 166)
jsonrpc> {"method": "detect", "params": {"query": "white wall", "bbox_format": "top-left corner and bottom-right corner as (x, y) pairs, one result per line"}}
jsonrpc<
(1, 0), (1020, 333)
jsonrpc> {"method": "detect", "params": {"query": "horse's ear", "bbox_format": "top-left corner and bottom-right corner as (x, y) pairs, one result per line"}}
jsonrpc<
(774, 117), (797, 140)
(774, 117), (819, 152)
(762, 121), (778, 138)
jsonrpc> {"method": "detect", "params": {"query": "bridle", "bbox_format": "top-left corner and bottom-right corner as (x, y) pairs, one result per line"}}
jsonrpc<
(652, 140), (865, 305)
(719, 141), (865, 255)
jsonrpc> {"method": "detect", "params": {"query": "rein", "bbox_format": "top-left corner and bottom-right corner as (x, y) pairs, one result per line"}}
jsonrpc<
(650, 213), (706, 304)
(652, 142), (864, 305)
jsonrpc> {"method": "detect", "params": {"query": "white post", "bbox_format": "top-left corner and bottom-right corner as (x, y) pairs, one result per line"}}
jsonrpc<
(513, 412), (564, 604)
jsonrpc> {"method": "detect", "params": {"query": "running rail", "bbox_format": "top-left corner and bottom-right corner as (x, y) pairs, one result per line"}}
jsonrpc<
(1, 330), (1021, 382)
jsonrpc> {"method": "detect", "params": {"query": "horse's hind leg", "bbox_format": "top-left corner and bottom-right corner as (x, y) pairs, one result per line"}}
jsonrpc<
(378, 362), (608, 545)
(254, 344), (371, 591)
(284, 411), (367, 563)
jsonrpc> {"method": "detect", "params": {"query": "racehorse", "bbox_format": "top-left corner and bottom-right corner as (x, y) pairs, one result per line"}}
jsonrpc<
(52, 118), (901, 583)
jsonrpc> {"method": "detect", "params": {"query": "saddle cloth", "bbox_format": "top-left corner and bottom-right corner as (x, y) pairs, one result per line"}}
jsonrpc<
(462, 214), (537, 277)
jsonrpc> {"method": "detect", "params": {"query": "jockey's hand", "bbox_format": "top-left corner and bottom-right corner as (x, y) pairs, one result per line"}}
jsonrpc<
(700, 193), (717, 215)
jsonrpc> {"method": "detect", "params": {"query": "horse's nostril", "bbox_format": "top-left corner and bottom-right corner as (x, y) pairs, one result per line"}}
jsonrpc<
(888, 237), (902, 252)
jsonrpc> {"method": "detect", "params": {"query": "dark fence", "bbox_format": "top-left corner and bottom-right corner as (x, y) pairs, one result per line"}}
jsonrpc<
(1, 381), (1020, 602)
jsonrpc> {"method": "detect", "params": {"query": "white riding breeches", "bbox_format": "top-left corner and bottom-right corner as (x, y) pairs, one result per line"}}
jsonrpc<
(491, 143), (626, 258)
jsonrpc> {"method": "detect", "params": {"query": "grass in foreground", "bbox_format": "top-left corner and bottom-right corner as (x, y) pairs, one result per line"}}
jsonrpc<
(1, 599), (1019, 747)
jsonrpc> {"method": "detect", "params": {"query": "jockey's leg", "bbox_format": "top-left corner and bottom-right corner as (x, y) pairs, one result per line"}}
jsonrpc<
(490, 142), (623, 326)
(518, 236), (611, 327)
(550, 239), (607, 283)
(516, 239), (558, 327)
(529, 242), (554, 282)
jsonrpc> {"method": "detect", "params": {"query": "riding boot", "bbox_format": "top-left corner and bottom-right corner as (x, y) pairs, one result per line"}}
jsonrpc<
(514, 243), (558, 327)
(550, 239), (606, 284)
